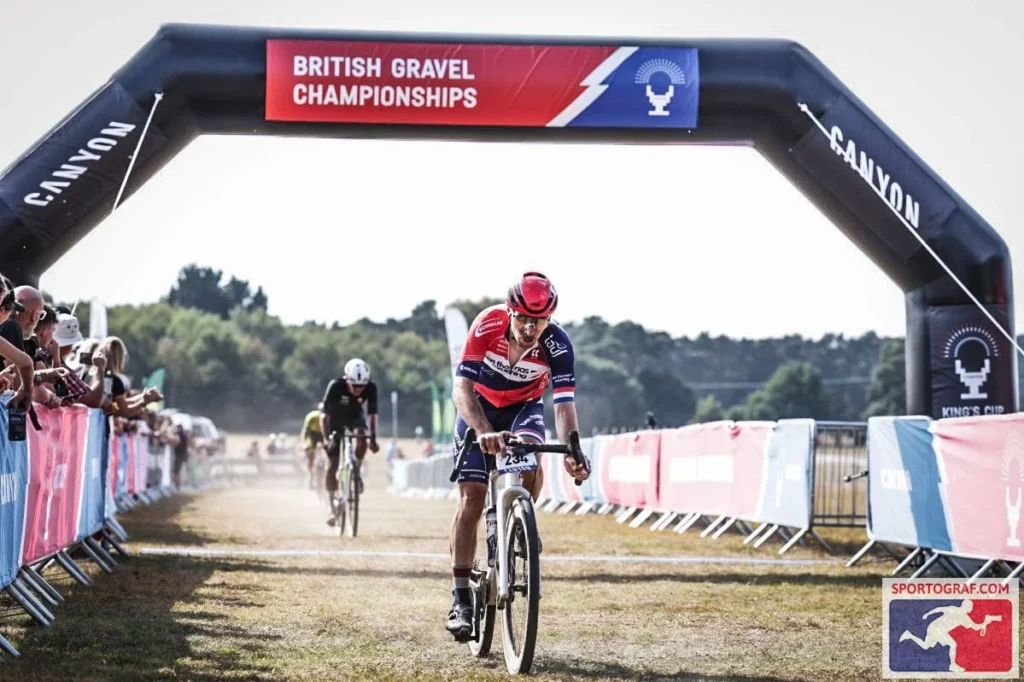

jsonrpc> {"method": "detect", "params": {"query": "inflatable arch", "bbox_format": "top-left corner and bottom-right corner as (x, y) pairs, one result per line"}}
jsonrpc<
(0, 24), (1015, 419)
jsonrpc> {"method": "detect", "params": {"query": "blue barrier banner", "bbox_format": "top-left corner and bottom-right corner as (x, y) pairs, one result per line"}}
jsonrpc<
(104, 428), (118, 521)
(755, 419), (815, 529)
(116, 434), (129, 498)
(0, 394), (28, 588)
(867, 416), (952, 550)
(77, 408), (108, 541)
(588, 435), (610, 506)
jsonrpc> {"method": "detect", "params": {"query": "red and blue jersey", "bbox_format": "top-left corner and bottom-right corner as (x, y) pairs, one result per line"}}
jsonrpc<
(456, 305), (576, 409)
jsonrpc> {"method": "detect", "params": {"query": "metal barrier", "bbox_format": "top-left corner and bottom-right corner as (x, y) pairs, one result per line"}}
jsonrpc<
(811, 421), (868, 528)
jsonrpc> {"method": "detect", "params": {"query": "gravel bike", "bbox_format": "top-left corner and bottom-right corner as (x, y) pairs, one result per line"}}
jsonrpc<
(328, 429), (364, 538)
(449, 428), (589, 675)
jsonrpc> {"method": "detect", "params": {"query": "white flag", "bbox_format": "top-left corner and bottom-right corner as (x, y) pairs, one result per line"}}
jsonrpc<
(443, 307), (470, 382)
(89, 297), (108, 340)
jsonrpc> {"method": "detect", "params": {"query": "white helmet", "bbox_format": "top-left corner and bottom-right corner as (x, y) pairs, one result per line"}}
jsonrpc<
(344, 358), (371, 385)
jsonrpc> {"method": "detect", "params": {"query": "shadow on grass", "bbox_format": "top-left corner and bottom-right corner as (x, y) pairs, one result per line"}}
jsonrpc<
(0, 495), (285, 682)
(537, 656), (812, 682)
(543, 570), (883, 588)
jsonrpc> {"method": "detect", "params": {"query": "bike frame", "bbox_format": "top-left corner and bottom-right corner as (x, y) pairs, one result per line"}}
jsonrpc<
(489, 468), (535, 610)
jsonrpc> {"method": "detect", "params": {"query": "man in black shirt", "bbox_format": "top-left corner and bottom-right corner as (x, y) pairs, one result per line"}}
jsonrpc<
(0, 285), (43, 369)
(319, 358), (380, 524)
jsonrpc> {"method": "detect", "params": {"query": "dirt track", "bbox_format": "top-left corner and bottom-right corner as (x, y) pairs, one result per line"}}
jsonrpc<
(0, 454), (907, 681)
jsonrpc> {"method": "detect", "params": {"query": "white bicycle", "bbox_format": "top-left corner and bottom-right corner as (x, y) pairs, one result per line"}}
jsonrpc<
(449, 428), (588, 675)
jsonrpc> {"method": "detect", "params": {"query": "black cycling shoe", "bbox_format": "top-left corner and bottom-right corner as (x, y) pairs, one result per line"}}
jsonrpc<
(446, 599), (474, 642)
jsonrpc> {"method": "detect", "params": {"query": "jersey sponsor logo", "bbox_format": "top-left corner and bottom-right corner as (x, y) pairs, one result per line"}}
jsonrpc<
(475, 318), (505, 337)
(544, 336), (570, 357)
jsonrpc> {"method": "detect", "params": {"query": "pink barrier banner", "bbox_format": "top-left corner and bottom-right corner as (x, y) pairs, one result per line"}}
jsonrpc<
(539, 452), (584, 505)
(126, 434), (137, 495)
(21, 405), (88, 565)
(658, 420), (773, 519)
(598, 431), (660, 508)
(135, 434), (149, 493)
(932, 413), (1024, 562)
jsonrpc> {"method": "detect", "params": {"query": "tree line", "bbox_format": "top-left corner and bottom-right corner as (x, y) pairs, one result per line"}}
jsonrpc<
(61, 264), (912, 435)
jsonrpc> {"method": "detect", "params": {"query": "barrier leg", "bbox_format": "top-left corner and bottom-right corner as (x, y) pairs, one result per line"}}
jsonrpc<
(558, 502), (579, 515)
(779, 528), (808, 555)
(56, 550), (92, 586)
(808, 529), (834, 555)
(965, 559), (996, 584)
(19, 568), (61, 607)
(6, 581), (52, 627)
(87, 537), (118, 567)
(910, 551), (942, 578)
(891, 547), (924, 576)
(574, 502), (596, 516)
(0, 633), (17, 657)
(79, 540), (114, 574)
(101, 528), (130, 558)
(753, 524), (780, 548)
(596, 503), (615, 516)
(743, 522), (768, 545)
(105, 518), (129, 542)
(629, 509), (655, 529)
(675, 513), (703, 534)
(737, 520), (755, 535)
(846, 539), (877, 567)
(1001, 562), (1024, 586)
(651, 512), (677, 531)
(699, 515), (727, 538)
(939, 556), (970, 578)
(615, 507), (638, 524)
(711, 517), (737, 539)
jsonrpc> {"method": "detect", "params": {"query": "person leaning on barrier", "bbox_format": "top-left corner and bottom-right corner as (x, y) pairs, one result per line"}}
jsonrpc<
(0, 276), (33, 409)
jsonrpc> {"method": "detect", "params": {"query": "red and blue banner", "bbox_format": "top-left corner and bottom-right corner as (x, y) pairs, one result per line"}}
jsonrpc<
(21, 406), (88, 565)
(866, 416), (952, 552)
(0, 396), (28, 588)
(265, 40), (699, 129)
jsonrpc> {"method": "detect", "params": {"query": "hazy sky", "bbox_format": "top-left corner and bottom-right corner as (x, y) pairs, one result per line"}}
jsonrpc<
(1, 0), (1020, 340)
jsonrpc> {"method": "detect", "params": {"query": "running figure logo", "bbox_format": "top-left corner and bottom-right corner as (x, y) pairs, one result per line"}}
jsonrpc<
(883, 579), (1019, 679)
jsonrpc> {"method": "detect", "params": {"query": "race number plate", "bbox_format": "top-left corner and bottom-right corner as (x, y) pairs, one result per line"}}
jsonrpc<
(497, 449), (538, 475)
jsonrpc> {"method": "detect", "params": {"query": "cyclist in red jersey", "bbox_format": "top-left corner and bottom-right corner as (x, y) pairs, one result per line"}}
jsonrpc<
(445, 271), (590, 639)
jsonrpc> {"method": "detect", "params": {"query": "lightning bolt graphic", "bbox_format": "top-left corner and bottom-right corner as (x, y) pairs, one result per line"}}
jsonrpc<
(547, 47), (639, 127)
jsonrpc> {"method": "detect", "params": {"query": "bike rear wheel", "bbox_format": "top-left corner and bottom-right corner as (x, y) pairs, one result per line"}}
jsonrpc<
(501, 498), (540, 674)
(468, 567), (496, 657)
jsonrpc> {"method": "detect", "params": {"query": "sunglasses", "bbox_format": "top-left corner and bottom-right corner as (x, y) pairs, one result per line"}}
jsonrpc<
(511, 312), (551, 327)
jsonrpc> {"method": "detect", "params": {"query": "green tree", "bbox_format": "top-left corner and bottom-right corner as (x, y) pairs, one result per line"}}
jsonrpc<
(637, 368), (696, 426)
(448, 297), (503, 325)
(691, 395), (725, 423)
(741, 361), (830, 420)
(864, 338), (906, 418)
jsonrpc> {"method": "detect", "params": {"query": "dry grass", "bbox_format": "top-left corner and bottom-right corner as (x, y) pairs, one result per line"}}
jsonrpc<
(0, 448), (962, 682)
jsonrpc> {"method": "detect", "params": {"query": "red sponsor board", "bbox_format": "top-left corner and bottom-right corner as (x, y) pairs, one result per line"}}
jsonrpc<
(933, 413), (1024, 561)
(658, 421), (772, 519)
(22, 406), (87, 564)
(598, 431), (659, 508)
(265, 39), (617, 126)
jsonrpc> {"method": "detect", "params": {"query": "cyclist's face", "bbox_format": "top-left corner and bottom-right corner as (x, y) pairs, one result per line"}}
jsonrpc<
(510, 312), (549, 345)
(347, 381), (367, 394)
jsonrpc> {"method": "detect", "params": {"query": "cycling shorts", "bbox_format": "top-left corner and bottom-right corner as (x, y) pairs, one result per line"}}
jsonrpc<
(453, 394), (545, 485)
(326, 417), (369, 461)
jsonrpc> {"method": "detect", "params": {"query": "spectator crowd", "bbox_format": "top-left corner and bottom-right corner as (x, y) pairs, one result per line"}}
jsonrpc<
(0, 274), (199, 489)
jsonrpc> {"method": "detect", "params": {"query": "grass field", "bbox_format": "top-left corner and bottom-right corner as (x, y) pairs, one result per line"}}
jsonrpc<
(0, 444), (1005, 682)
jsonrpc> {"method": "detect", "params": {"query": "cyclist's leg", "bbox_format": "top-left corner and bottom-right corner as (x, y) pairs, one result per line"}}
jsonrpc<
(511, 400), (546, 501)
(325, 434), (341, 520)
(305, 445), (316, 473)
(353, 426), (368, 461)
(447, 412), (492, 634)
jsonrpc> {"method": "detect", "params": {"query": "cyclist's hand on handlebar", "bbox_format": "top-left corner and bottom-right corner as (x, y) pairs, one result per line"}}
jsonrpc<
(478, 431), (515, 455)
(564, 455), (590, 481)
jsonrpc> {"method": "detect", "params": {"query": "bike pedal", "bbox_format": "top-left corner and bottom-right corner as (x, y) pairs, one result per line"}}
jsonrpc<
(451, 628), (472, 644)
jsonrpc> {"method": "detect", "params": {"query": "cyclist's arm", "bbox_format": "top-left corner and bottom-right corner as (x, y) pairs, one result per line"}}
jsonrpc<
(320, 380), (340, 438)
(554, 401), (580, 443)
(453, 376), (494, 435)
(367, 384), (379, 439)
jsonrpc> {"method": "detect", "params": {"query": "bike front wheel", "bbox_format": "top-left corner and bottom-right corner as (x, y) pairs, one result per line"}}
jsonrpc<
(346, 463), (360, 538)
(501, 498), (540, 675)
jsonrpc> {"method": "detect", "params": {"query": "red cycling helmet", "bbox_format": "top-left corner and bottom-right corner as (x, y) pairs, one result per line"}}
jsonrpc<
(507, 271), (558, 317)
